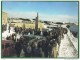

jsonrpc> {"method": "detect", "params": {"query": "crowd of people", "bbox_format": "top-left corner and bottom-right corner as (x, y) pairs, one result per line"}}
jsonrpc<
(2, 36), (59, 57)
(2, 26), (68, 58)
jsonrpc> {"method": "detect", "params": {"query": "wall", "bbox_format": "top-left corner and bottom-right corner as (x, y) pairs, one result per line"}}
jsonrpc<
(2, 12), (8, 25)
(11, 22), (44, 31)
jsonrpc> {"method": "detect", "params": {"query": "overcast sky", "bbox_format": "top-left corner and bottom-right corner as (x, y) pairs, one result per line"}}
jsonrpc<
(2, 1), (78, 23)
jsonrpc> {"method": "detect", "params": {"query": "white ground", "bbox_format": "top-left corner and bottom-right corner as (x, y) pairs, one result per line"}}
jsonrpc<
(2, 24), (15, 40)
(58, 25), (78, 58)
(58, 34), (78, 58)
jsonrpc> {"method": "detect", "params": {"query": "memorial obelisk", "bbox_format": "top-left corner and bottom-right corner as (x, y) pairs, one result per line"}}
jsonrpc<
(35, 12), (38, 30)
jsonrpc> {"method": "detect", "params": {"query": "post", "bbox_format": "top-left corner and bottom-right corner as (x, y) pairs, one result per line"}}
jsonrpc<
(60, 24), (61, 40)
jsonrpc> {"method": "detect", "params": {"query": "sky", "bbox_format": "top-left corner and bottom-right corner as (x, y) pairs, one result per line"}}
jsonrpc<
(2, 1), (78, 23)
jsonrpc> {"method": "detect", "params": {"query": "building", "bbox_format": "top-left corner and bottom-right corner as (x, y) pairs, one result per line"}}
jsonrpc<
(2, 12), (8, 25)
(11, 21), (44, 31)
(10, 13), (44, 31)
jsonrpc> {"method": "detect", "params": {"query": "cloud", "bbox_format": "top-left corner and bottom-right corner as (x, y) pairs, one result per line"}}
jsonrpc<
(6, 11), (78, 23)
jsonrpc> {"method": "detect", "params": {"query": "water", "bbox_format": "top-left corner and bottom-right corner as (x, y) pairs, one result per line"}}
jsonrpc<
(69, 25), (78, 32)
(69, 25), (78, 38)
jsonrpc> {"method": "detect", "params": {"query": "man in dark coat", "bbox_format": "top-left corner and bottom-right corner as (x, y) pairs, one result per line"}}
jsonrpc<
(15, 40), (22, 57)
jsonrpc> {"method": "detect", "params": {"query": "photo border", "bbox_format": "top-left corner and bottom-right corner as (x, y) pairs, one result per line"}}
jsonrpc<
(1, 0), (79, 59)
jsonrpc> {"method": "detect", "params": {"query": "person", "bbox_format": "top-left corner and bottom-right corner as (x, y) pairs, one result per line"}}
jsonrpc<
(23, 44), (27, 57)
(31, 41), (35, 57)
(40, 31), (43, 36)
(31, 41), (41, 57)
(37, 41), (42, 48)
(9, 44), (16, 57)
(20, 47), (25, 57)
(38, 47), (44, 57)
(47, 43), (53, 57)
(14, 35), (16, 43)
(26, 43), (32, 57)
(42, 40), (48, 57)
(43, 31), (48, 37)
(28, 32), (30, 35)
(9, 25), (10, 33)
(15, 40), (22, 57)
(12, 34), (16, 42)
(51, 39), (58, 58)
(3, 43), (10, 57)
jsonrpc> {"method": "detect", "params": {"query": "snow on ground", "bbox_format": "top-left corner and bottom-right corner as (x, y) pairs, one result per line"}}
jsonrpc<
(2, 26), (15, 40)
(58, 34), (78, 57)
(2, 30), (11, 40)
(67, 29), (78, 51)
(58, 25), (78, 58)
(61, 25), (78, 51)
